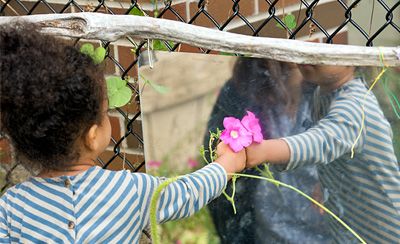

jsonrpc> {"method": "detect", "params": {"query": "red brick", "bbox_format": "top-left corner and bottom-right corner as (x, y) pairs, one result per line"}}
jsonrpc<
(14, 1), (71, 14)
(161, 2), (187, 21)
(126, 120), (143, 149)
(191, 13), (220, 28)
(0, 138), (12, 165)
(117, 45), (139, 78)
(104, 44), (117, 75)
(205, 0), (255, 25)
(176, 43), (203, 53)
(323, 31), (348, 44)
(235, 1), (345, 39)
(109, 116), (122, 142)
(259, 0), (299, 12)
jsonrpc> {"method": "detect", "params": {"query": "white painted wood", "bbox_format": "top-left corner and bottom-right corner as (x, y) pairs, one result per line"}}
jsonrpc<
(1, 12), (399, 67)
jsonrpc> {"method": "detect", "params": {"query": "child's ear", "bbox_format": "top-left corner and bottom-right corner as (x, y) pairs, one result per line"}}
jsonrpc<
(85, 124), (99, 151)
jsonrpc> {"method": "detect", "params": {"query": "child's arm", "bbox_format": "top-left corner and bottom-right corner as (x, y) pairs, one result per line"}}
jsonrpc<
(137, 142), (245, 228)
(245, 139), (291, 167)
(247, 95), (364, 170)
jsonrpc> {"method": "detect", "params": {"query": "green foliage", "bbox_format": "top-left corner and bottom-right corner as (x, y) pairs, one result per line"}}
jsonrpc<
(106, 76), (133, 109)
(79, 43), (106, 65)
(219, 51), (236, 56)
(80, 43), (94, 57)
(276, 13), (297, 31)
(161, 208), (220, 244)
(152, 40), (175, 52)
(92, 47), (106, 65)
(79, 44), (133, 109)
(129, 6), (145, 16)
(256, 163), (279, 187)
(140, 74), (170, 94)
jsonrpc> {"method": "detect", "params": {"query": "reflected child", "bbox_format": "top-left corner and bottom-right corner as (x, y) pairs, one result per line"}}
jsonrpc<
(246, 64), (400, 243)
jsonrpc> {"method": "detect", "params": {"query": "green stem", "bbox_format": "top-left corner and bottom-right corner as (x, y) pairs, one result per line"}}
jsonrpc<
(383, 78), (400, 119)
(231, 173), (366, 244)
(221, 175), (238, 214)
(221, 190), (236, 214)
(201, 150), (210, 164)
(209, 134), (215, 162)
(150, 176), (180, 244)
(149, 172), (366, 244)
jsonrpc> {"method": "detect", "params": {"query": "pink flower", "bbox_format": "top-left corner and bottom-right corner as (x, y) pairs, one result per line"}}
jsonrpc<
(241, 111), (263, 143)
(187, 158), (199, 169)
(220, 117), (252, 152)
(147, 160), (161, 168)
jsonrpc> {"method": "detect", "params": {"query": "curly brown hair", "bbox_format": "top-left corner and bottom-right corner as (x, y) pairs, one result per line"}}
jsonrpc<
(0, 22), (105, 171)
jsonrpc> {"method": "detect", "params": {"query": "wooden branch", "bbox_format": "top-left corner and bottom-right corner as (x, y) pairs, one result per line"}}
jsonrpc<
(0, 13), (399, 67)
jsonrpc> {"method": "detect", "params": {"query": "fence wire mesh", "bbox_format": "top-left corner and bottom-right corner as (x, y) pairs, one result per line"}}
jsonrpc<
(0, 0), (399, 190)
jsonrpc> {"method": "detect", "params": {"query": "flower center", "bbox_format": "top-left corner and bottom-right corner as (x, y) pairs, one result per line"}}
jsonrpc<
(230, 130), (239, 139)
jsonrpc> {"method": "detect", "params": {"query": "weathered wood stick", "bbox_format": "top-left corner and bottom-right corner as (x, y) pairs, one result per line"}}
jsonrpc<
(1, 13), (399, 67)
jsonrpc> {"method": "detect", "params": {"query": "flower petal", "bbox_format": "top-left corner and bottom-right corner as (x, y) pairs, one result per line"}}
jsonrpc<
(220, 129), (230, 142)
(241, 111), (263, 143)
(253, 131), (263, 143)
(223, 117), (240, 129)
(238, 128), (253, 147)
(229, 140), (244, 152)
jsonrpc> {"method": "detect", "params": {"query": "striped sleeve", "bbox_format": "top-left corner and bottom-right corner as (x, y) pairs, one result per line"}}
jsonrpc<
(135, 163), (227, 228)
(0, 196), (10, 243)
(282, 95), (365, 170)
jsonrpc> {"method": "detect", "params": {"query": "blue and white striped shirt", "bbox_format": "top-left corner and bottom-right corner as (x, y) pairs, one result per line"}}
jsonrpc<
(282, 78), (400, 243)
(0, 163), (227, 243)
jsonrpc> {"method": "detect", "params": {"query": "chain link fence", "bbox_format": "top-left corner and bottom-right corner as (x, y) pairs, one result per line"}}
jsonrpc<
(0, 0), (399, 187)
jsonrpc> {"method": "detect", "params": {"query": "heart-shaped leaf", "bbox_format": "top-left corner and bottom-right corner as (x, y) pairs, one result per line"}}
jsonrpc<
(92, 47), (106, 65)
(285, 14), (297, 30)
(276, 14), (297, 31)
(80, 43), (95, 57)
(106, 76), (133, 108)
(80, 43), (106, 65)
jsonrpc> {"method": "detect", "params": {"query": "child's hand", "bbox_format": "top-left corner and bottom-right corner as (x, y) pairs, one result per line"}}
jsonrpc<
(245, 142), (266, 168)
(215, 142), (246, 179)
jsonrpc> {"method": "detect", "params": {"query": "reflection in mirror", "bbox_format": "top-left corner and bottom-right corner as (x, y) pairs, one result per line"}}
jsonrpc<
(139, 51), (400, 243)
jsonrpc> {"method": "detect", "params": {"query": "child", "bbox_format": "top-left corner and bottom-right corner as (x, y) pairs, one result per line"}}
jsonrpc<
(0, 23), (246, 243)
(204, 58), (331, 243)
(246, 64), (400, 243)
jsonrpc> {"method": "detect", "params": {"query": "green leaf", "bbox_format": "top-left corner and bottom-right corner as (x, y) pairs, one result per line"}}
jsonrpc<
(285, 14), (297, 30)
(141, 74), (170, 94)
(276, 14), (297, 31)
(129, 6), (145, 16)
(148, 81), (170, 94)
(219, 51), (236, 56)
(80, 43), (106, 65)
(92, 47), (106, 65)
(80, 43), (95, 57)
(106, 76), (133, 108)
(152, 39), (169, 51)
